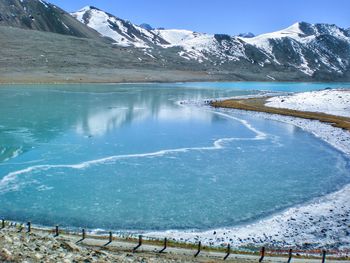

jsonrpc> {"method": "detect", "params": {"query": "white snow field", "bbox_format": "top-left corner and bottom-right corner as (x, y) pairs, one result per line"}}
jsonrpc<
(266, 89), (350, 117)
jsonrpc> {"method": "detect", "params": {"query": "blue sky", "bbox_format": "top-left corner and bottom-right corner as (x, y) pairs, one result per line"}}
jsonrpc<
(51, 0), (350, 35)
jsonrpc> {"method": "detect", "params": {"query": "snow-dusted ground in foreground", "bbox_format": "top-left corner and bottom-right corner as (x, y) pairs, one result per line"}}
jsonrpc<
(265, 89), (350, 117)
(146, 105), (350, 251)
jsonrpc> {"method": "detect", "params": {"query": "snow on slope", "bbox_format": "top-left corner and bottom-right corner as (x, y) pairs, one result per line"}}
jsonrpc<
(241, 22), (309, 46)
(266, 89), (350, 117)
(239, 22), (350, 75)
(70, 6), (350, 77)
(72, 6), (165, 48)
(73, 6), (130, 47)
(154, 29), (200, 45)
(72, 6), (247, 62)
(154, 29), (248, 62)
(239, 23), (314, 74)
(154, 29), (214, 61)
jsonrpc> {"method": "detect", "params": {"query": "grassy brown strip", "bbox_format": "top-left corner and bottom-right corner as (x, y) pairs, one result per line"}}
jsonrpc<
(211, 97), (350, 132)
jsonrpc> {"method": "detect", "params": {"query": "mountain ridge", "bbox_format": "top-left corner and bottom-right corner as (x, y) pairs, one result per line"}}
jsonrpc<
(71, 6), (350, 80)
(0, 1), (349, 82)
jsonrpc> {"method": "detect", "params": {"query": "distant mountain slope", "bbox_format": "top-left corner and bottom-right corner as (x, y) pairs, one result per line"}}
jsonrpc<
(0, 0), (102, 39)
(0, 0), (349, 82)
(72, 6), (350, 80)
(0, 26), (228, 83)
(240, 22), (350, 76)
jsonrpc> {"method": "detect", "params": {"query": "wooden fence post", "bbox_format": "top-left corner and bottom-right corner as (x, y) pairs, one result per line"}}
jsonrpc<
(194, 241), (201, 257)
(76, 229), (86, 244)
(259, 246), (265, 262)
(104, 232), (113, 247)
(54, 225), (59, 237)
(322, 250), (326, 263)
(133, 235), (142, 252)
(287, 249), (292, 263)
(159, 238), (167, 253)
(109, 232), (112, 243)
(224, 244), (231, 260)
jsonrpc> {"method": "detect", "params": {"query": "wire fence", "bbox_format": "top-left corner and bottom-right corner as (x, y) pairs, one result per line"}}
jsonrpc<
(1, 219), (350, 262)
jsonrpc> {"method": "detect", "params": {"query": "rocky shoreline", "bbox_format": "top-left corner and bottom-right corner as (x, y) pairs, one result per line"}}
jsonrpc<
(2, 224), (349, 262)
(0, 226), (225, 262)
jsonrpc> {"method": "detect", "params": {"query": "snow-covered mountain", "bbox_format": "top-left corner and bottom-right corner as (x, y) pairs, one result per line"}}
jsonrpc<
(72, 6), (350, 80)
(71, 6), (168, 48)
(239, 22), (350, 76)
(70, 6), (255, 67)
(0, 1), (349, 81)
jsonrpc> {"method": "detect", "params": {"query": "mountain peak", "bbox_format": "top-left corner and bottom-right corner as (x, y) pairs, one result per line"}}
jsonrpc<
(139, 23), (154, 31)
(292, 21), (310, 26)
(88, 6), (100, 10)
(71, 6), (169, 47)
(238, 32), (255, 38)
(77, 5), (100, 13)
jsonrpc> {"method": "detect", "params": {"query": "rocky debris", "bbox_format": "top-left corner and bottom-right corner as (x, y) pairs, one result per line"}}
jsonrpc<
(0, 227), (220, 262)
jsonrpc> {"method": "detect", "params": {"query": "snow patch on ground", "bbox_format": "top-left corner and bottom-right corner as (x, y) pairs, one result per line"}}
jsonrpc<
(266, 89), (350, 117)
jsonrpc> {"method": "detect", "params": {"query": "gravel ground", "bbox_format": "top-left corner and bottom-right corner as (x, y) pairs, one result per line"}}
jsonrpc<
(1, 225), (349, 262)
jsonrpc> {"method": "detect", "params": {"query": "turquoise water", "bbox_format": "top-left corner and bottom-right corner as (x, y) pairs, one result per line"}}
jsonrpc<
(0, 83), (349, 231)
(172, 81), (350, 92)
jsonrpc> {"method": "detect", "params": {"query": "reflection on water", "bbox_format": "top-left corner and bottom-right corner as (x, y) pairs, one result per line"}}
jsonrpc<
(77, 105), (216, 137)
(76, 108), (131, 137)
(0, 84), (257, 145)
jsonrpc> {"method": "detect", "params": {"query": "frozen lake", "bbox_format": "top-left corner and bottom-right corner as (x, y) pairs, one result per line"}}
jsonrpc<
(0, 82), (349, 232)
